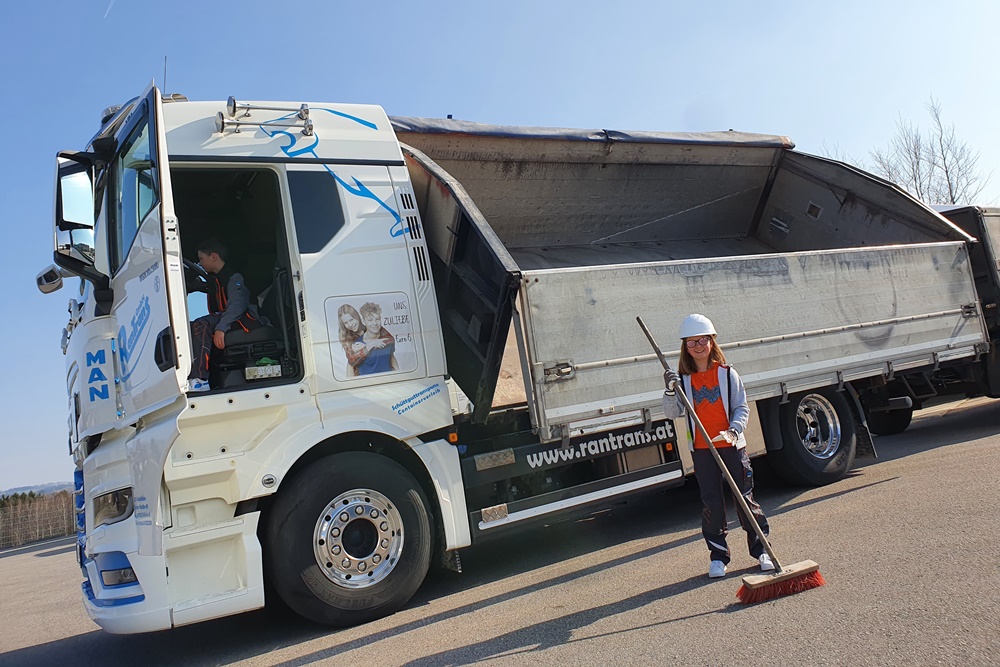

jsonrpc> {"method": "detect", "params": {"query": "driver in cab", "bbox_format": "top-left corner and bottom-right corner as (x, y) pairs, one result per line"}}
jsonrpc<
(186, 239), (267, 392)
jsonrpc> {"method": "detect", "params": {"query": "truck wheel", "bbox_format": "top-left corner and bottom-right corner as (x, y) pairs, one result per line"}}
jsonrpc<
(264, 451), (433, 626)
(771, 388), (856, 486)
(865, 384), (914, 436)
(866, 407), (913, 436)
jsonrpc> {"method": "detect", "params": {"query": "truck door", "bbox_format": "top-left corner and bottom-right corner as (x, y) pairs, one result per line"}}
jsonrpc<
(106, 84), (190, 419)
(979, 211), (1000, 293)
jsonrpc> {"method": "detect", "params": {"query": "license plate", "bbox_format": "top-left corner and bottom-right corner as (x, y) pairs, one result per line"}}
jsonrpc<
(245, 364), (282, 380)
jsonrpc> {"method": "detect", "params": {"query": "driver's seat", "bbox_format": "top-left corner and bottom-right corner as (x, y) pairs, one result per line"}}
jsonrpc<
(213, 267), (294, 387)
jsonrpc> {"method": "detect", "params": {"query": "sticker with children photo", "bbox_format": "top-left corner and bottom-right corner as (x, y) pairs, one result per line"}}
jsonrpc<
(326, 293), (418, 380)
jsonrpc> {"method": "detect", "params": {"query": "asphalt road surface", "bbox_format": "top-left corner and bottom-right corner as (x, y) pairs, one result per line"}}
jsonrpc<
(2, 398), (999, 667)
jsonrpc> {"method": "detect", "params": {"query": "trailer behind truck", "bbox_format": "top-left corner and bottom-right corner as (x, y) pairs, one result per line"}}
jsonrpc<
(36, 85), (985, 633)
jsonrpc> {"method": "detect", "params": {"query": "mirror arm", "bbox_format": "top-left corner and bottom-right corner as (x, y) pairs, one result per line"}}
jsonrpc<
(60, 150), (96, 168)
(53, 252), (113, 315)
(91, 136), (115, 165)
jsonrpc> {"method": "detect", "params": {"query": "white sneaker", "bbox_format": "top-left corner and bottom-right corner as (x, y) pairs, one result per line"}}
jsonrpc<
(759, 552), (775, 572)
(187, 378), (210, 393)
(708, 560), (727, 578)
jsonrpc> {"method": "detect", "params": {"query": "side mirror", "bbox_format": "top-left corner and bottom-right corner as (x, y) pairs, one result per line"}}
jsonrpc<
(52, 151), (111, 302)
(56, 153), (96, 232)
(36, 264), (65, 294)
(55, 227), (96, 264)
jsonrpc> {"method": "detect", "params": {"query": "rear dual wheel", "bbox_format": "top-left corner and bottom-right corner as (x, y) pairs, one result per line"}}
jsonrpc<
(770, 387), (857, 486)
(264, 452), (433, 626)
(866, 407), (913, 436)
(866, 384), (913, 436)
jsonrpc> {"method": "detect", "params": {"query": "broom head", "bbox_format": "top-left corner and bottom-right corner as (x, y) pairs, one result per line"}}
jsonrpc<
(736, 559), (825, 604)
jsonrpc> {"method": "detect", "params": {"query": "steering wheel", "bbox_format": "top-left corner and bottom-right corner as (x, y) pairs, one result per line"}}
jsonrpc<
(183, 257), (209, 293)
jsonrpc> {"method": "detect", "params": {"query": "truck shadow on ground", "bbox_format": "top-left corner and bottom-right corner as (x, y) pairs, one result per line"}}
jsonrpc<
(274, 572), (748, 667)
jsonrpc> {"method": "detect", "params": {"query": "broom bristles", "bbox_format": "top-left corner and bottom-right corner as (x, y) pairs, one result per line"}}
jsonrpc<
(736, 569), (826, 604)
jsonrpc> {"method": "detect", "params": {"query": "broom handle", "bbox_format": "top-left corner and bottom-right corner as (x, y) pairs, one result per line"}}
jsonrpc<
(636, 317), (782, 571)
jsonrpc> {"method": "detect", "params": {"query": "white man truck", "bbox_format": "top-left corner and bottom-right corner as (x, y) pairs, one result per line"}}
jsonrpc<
(37, 84), (986, 633)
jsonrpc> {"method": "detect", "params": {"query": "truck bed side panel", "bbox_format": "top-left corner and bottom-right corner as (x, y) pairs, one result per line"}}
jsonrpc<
(520, 242), (983, 440)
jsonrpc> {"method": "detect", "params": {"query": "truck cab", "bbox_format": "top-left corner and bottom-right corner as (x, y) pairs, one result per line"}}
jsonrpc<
(40, 86), (460, 632)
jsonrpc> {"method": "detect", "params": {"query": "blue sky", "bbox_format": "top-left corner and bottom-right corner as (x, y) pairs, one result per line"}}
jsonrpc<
(2, 0), (999, 491)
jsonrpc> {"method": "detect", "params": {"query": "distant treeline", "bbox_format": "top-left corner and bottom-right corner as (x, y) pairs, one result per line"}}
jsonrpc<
(0, 490), (75, 550)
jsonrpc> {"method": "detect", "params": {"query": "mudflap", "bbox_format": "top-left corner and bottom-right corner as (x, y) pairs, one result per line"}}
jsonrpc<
(983, 345), (1000, 399)
(844, 384), (877, 459)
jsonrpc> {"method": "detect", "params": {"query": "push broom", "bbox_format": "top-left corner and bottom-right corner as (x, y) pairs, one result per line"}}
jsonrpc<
(636, 317), (826, 604)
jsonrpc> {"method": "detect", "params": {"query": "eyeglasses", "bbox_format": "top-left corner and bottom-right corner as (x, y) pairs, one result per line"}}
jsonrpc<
(685, 336), (711, 348)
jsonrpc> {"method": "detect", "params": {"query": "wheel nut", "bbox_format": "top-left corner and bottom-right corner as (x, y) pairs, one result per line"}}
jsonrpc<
(381, 538), (389, 548)
(342, 558), (351, 568)
(355, 506), (364, 516)
(332, 545), (341, 555)
(340, 512), (349, 522)
(373, 555), (381, 564)
(380, 521), (388, 531)
(370, 509), (379, 519)
(358, 561), (367, 572)
(331, 527), (340, 537)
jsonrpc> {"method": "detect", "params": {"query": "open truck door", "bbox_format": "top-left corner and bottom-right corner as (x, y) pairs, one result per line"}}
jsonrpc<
(107, 83), (191, 418)
(53, 83), (191, 423)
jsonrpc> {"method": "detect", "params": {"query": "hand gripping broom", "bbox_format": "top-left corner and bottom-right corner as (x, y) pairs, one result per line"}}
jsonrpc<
(636, 317), (825, 604)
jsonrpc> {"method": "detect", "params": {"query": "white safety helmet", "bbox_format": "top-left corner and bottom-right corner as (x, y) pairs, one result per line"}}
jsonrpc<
(679, 313), (717, 339)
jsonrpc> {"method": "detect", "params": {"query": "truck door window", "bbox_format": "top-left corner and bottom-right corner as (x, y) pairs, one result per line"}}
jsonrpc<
(110, 120), (158, 273)
(287, 170), (347, 253)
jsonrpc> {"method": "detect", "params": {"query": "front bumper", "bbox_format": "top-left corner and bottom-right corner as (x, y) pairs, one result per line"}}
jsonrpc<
(81, 512), (265, 634)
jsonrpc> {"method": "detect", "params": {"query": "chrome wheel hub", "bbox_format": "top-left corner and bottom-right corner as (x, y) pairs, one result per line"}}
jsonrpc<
(795, 394), (841, 460)
(313, 488), (403, 589)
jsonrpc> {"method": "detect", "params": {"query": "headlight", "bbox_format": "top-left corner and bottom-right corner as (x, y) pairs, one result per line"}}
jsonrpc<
(101, 567), (138, 587)
(93, 488), (133, 528)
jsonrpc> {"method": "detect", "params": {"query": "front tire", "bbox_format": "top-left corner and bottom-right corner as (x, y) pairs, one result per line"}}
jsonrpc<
(770, 388), (856, 486)
(264, 452), (433, 626)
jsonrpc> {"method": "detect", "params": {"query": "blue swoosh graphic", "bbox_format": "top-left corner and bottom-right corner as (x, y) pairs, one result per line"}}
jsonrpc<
(257, 112), (406, 237)
(316, 108), (378, 130)
(119, 331), (150, 383)
(268, 128), (320, 157)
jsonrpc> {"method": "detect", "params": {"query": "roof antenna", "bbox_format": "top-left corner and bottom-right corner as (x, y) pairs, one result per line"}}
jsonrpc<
(163, 56), (168, 94)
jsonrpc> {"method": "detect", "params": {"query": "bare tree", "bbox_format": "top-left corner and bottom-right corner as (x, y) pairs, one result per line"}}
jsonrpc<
(0, 491), (74, 549)
(869, 97), (989, 205)
(819, 140), (859, 165)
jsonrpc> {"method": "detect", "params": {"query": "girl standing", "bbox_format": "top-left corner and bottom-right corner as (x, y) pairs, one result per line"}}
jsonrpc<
(662, 314), (774, 579)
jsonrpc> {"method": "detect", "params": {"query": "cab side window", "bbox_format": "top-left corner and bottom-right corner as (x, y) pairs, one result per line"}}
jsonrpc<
(110, 119), (158, 274)
(288, 170), (346, 253)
